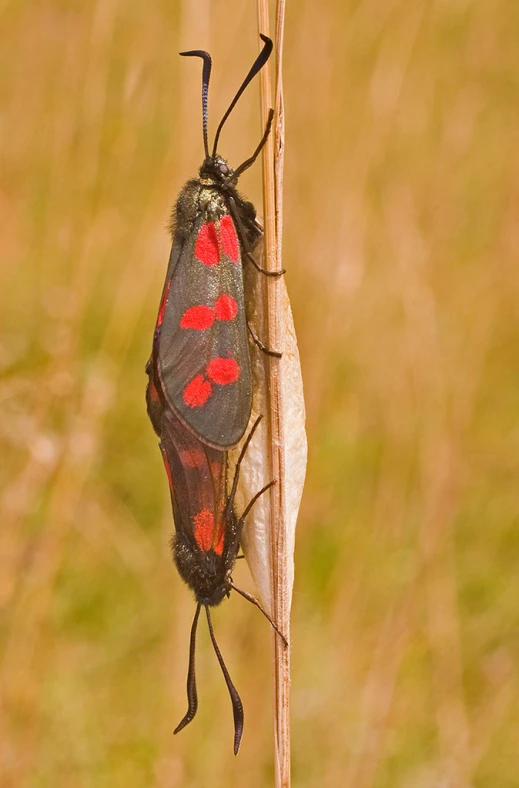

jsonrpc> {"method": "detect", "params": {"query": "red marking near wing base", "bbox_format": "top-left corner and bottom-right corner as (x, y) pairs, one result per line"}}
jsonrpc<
(180, 305), (215, 330)
(157, 281), (171, 327)
(179, 449), (207, 468)
(183, 374), (212, 407)
(214, 294), (238, 321)
(210, 461), (223, 477)
(195, 222), (219, 266)
(214, 520), (225, 555)
(220, 215), (239, 263)
(148, 379), (160, 402)
(193, 509), (215, 552)
(207, 357), (240, 385)
(160, 448), (174, 491)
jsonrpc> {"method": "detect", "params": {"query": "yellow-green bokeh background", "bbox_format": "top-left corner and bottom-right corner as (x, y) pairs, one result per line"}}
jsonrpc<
(2, 1), (518, 785)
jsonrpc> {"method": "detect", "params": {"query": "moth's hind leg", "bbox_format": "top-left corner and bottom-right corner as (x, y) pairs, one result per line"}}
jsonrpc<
(247, 322), (282, 358)
(244, 248), (285, 278)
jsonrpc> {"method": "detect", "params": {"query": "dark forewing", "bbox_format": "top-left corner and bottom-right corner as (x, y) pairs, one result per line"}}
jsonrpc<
(160, 407), (227, 556)
(158, 212), (252, 449)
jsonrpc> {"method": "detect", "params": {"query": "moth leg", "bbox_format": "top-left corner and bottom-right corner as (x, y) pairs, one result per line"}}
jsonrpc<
(228, 581), (288, 647)
(245, 248), (285, 278)
(226, 416), (264, 519)
(239, 480), (276, 523)
(247, 322), (282, 358)
(227, 478), (277, 561)
(228, 197), (285, 278)
(230, 108), (274, 181)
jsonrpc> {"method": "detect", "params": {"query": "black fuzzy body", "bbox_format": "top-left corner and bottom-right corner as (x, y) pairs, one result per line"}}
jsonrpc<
(172, 158), (260, 249)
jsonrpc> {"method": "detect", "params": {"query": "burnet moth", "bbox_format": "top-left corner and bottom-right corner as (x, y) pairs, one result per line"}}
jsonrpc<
(146, 350), (287, 754)
(146, 39), (288, 749)
(154, 34), (282, 452)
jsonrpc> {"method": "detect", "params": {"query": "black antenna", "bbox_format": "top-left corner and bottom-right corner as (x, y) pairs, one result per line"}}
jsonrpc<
(180, 50), (212, 159)
(212, 34), (273, 157)
(174, 603), (201, 735)
(205, 605), (244, 755)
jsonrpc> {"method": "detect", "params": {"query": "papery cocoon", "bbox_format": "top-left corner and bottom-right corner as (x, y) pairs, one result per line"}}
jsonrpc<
(232, 237), (307, 614)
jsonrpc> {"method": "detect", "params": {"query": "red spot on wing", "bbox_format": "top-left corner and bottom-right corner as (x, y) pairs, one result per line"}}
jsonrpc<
(179, 449), (207, 468)
(214, 520), (225, 555)
(157, 281), (171, 327)
(214, 294), (238, 321)
(220, 215), (239, 263)
(206, 357), (240, 385)
(210, 461), (223, 477)
(180, 305), (215, 330)
(195, 222), (219, 266)
(193, 509), (215, 552)
(183, 374), (212, 407)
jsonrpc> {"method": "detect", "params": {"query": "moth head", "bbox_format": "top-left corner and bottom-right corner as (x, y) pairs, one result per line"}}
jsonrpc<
(201, 581), (230, 607)
(199, 155), (234, 184)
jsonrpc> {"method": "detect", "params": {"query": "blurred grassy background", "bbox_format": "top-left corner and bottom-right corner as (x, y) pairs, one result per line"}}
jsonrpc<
(1, 0), (518, 785)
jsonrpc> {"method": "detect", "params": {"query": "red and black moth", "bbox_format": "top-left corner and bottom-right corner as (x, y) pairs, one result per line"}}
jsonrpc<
(146, 349), (286, 754)
(154, 33), (282, 452)
(145, 36), (287, 753)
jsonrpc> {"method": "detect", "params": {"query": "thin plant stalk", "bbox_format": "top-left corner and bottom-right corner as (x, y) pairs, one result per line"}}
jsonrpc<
(256, 1), (290, 786)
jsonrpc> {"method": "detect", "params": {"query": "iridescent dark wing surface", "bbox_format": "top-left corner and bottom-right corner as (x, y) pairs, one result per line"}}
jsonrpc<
(159, 406), (227, 556)
(157, 211), (252, 450)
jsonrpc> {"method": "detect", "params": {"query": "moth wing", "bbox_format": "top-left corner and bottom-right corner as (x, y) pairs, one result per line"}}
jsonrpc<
(145, 355), (164, 438)
(160, 408), (227, 554)
(158, 213), (252, 449)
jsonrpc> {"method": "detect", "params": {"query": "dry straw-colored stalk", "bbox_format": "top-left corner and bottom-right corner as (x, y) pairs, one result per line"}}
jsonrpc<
(238, 1), (306, 785)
